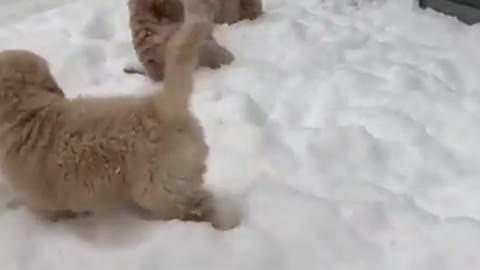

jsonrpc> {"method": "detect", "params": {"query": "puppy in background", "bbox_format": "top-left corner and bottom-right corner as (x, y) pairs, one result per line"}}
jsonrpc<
(0, 0), (239, 230)
(125, 0), (263, 81)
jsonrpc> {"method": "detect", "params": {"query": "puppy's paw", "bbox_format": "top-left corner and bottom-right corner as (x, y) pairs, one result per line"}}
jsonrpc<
(215, 46), (235, 66)
(209, 196), (242, 231)
(200, 41), (235, 69)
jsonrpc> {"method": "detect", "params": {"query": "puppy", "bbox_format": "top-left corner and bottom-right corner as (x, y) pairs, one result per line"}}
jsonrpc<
(215, 0), (263, 24)
(0, 0), (239, 230)
(125, 0), (263, 81)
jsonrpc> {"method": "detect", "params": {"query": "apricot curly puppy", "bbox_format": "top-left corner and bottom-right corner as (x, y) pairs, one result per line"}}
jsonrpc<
(125, 0), (263, 81)
(0, 0), (239, 230)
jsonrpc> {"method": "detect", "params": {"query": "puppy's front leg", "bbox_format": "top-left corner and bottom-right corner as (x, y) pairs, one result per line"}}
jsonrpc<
(128, 22), (183, 81)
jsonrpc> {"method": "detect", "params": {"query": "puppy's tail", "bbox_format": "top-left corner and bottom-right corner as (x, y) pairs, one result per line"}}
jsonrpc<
(155, 9), (214, 119)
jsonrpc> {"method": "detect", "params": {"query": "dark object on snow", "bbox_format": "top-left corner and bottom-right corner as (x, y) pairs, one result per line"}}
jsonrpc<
(419, 0), (480, 24)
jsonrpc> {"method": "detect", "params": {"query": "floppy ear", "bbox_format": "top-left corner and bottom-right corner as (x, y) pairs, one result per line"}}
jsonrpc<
(0, 53), (9, 80)
(39, 67), (64, 97)
(42, 74), (64, 97)
(31, 57), (64, 97)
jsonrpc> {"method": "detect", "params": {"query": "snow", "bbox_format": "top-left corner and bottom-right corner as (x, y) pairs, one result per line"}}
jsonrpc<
(1, 0), (480, 269)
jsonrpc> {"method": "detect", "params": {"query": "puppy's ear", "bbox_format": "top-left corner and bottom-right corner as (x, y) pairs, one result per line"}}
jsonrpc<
(41, 74), (64, 97)
(0, 55), (8, 79)
(37, 61), (65, 98)
(44, 81), (64, 97)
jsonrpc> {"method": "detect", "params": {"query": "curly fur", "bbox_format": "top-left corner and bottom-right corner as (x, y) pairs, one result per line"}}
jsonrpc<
(125, 0), (263, 81)
(0, 0), (239, 230)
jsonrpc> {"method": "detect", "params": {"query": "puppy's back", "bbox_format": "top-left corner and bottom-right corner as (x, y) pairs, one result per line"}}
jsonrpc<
(1, 95), (164, 211)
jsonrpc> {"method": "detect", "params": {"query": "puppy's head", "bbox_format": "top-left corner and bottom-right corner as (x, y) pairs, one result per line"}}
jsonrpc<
(130, 0), (183, 16)
(0, 49), (64, 97)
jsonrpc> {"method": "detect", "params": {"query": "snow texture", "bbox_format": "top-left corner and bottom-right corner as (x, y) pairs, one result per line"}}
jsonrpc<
(1, 0), (480, 269)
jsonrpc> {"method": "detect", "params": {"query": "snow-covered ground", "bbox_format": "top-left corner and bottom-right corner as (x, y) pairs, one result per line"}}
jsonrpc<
(1, 0), (480, 269)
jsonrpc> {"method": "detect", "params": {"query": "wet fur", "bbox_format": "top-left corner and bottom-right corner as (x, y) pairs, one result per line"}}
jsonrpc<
(126, 0), (263, 80)
(0, 0), (239, 230)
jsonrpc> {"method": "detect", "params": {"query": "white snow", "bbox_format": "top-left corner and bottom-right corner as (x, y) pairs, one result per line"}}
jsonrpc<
(1, 0), (480, 269)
